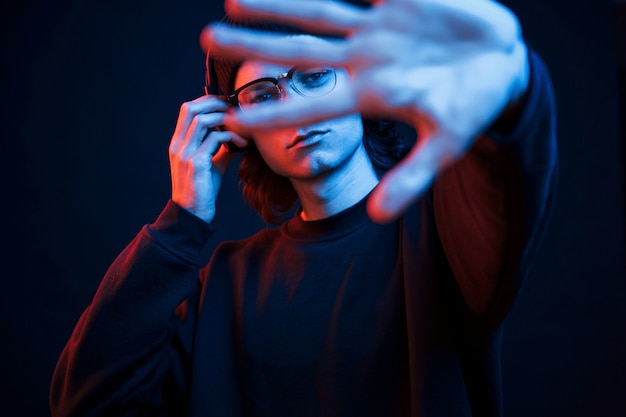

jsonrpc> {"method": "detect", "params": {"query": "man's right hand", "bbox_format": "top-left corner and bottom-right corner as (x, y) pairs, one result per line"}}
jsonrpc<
(169, 95), (249, 223)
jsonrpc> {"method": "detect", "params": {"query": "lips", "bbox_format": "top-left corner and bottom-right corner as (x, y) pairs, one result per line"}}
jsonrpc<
(288, 130), (329, 148)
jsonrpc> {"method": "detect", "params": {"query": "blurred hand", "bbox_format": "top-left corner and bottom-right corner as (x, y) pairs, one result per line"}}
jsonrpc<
(202, 0), (529, 222)
(169, 95), (249, 223)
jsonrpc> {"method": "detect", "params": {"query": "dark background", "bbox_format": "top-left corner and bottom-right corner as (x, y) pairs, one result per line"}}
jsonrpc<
(2, 0), (625, 416)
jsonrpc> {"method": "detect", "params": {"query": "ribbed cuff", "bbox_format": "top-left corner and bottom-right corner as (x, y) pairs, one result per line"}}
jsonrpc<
(144, 200), (216, 261)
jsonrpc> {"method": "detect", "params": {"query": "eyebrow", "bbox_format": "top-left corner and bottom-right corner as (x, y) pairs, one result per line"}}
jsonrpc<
(235, 65), (293, 89)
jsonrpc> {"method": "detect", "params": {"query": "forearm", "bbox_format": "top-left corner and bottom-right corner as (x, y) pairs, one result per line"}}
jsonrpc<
(486, 47), (558, 238)
(433, 48), (558, 325)
(50, 201), (213, 417)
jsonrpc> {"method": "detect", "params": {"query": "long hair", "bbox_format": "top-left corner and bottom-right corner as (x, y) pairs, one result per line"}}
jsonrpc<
(211, 17), (414, 224)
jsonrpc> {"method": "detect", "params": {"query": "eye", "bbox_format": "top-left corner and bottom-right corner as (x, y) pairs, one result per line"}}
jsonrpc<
(249, 90), (280, 105)
(297, 68), (333, 88)
(239, 82), (281, 107)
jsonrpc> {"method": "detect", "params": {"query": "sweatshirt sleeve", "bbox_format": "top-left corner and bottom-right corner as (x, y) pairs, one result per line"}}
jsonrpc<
(432, 48), (558, 327)
(50, 200), (215, 417)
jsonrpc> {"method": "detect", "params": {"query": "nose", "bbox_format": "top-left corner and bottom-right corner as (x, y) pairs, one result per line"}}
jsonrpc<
(277, 78), (304, 101)
(276, 72), (304, 100)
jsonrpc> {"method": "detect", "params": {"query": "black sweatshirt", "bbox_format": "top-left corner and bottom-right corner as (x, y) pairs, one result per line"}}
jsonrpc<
(51, 50), (558, 417)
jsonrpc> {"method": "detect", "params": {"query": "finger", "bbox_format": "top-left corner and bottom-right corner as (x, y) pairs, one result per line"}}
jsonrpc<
(179, 112), (227, 157)
(223, 0), (370, 36)
(413, 0), (519, 47)
(367, 130), (466, 223)
(446, 0), (520, 42)
(201, 130), (249, 173)
(203, 24), (348, 67)
(224, 85), (358, 131)
(173, 96), (230, 137)
(171, 97), (230, 151)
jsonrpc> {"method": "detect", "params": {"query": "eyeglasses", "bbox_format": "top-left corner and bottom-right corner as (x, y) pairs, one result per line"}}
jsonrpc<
(226, 67), (337, 111)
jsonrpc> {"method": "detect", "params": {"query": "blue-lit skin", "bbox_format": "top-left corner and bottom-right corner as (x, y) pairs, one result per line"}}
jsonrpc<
(233, 42), (378, 221)
(204, 0), (530, 223)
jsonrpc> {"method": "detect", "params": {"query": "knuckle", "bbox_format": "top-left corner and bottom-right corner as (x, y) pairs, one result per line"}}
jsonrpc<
(187, 102), (200, 115)
(179, 101), (191, 115)
(188, 116), (201, 131)
(168, 142), (179, 156)
(181, 101), (202, 116)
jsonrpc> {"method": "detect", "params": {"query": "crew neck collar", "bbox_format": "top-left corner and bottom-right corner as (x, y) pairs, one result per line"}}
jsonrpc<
(281, 194), (372, 242)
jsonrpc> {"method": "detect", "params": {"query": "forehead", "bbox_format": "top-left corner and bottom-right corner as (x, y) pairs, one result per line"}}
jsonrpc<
(234, 34), (330, 87)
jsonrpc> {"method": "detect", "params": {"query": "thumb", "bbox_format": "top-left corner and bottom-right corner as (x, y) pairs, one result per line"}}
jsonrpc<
(367, 132), (462, 223)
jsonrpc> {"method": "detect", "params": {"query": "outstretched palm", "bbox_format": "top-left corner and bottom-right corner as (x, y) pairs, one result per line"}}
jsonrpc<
(204, 0), (529, 222)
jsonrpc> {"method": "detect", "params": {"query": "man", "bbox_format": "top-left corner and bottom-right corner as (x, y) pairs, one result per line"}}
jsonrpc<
(50, 0), (557, 415)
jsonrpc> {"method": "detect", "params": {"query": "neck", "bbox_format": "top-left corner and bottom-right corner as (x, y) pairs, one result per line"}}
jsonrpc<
(291, 145), (379, 221)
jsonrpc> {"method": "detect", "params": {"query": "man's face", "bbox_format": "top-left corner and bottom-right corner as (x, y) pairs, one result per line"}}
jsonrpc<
(233, 35), (364, 181)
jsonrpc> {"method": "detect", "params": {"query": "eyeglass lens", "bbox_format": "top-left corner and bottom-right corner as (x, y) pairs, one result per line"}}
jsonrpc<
(237, 68), (336, 110)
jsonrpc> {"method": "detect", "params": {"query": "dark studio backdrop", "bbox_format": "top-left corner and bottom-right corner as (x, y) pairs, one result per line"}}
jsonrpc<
(2, 0), (625, 416)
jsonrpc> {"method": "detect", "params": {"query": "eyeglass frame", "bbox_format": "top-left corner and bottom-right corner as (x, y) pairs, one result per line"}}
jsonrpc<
(225, 66), (337, 109)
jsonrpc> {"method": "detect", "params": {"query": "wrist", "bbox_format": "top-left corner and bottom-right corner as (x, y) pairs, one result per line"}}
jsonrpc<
(491, 41), (530, 134)
(171, 197), (216, 225)
(146, 200), (216, 257)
